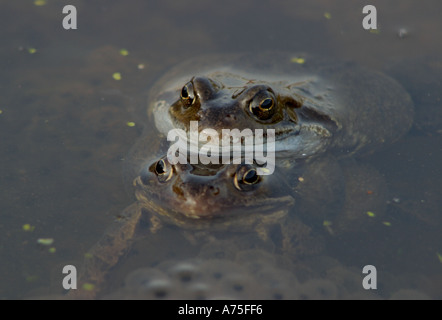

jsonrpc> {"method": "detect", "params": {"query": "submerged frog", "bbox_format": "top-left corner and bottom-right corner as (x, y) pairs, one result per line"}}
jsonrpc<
(69, 144), (306, 299)
(70, 139), (385, 299)
(69, 53), (414, 298)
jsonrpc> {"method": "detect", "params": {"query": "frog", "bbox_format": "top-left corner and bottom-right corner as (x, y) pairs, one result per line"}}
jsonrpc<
(140, 51), (413, 234)
(69, 127), (335, 299)
(149, 52), (414, 162)
(68, 152), (305, 298)
(68, 53), (415, 299)
(69, 138), (385, 299)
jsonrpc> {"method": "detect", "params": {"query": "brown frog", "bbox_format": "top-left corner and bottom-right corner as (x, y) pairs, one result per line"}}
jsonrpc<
(149, 52), (413, 161)
(70, 136), (385, 299)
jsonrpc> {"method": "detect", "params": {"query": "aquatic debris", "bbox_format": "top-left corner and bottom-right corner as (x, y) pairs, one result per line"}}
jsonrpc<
(28, 48), (37, 54)
(323, 220), (334, 234)
(82, 283), (95, 291)
(126, 121), (136, 127)
(119, 49), (129, 56)
(291, 57), (305, 64)
(366, 211), (376, 218)
(84, 253), (94, 259)
(437, 252), (442, 264)
(323, 12), (332, 20)
(37, 238), (54, 246)
(22, 224), (35, 232)
(382, 221), (391, 227)
(323, 220), (332, 227)
(112, 72), (122, 81)
(34, 0), (47, 6)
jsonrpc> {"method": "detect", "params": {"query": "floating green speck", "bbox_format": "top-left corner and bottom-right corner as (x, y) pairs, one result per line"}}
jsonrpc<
(48, 247), (56, 253)
(369, 29), (380, 34)
(22, 224), (35, 232)
(84, 252), (94, 259)
(291, 57), (305, 64)
(0, 110), (3, 114)
(382, 221), (391, 227)
(366, 211), (376, 217)
(119, 49), (129, 56)
(34, 0), (47, 6)
(126, 121), (136, 127)
(323, 220), (332, 227)
(324, 12), (332, 19)
(37, 238), (54, 246)
(112, 72), (122, 80)
(28, 48), (37, 54)
(26, 275), (39, 282)
(83, 283), (95, 291)
(437, 252), (442, 264)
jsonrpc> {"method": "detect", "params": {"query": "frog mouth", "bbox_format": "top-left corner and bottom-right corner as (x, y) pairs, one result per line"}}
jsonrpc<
(170, 119), (301, 139)
(140, 194), (295, 231)
(164, 120), (302, 156)
(134, 176), (294, 230)
(163, 121), (334, 165)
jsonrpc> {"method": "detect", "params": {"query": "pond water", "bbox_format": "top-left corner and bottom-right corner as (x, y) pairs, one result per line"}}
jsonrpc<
(0, 0), (440, 299)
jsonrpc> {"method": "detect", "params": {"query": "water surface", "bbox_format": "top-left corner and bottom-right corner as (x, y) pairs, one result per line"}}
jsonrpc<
(0, 0), (441, 299)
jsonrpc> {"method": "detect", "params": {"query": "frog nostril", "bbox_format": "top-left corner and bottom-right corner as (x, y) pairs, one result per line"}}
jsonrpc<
(225, 114), (236, 121)
(208, 185), (220, 196)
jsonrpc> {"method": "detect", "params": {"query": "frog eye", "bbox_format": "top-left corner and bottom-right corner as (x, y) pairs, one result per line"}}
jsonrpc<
(259, 97), (274, 110)
(180, 82), (195, 108)
(249, 96), (275, 120)
(234, 165), (261, 191)
(149, 158), (174, 183)
(243, 168), (259, 184)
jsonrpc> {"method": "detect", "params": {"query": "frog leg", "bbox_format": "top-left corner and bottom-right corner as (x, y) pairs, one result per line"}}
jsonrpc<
(255, 208), (289, 242)
(67, 202), (143, 299)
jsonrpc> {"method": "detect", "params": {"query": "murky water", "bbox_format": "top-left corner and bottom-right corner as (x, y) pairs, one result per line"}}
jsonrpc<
(0, 0), (440, 299)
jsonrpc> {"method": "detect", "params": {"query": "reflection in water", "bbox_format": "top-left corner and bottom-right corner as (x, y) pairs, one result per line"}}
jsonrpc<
(0, 0), (441, 299)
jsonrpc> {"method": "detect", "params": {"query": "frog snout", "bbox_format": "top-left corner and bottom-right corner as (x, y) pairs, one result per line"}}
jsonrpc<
(207, 185), (220, 196)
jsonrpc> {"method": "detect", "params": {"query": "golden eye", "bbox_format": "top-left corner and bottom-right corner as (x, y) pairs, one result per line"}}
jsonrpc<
(249, 95), (275, 120)
(150, 158), (173, 183)
(259, 97), (274, 110)
(234, 165), (261, 191)
(242, 168), (259, 184)
(155, 159), (167, 175)
(180, 82), (195, 107)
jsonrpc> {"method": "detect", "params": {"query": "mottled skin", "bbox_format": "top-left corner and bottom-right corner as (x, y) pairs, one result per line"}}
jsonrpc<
(70, 53), (414, 298)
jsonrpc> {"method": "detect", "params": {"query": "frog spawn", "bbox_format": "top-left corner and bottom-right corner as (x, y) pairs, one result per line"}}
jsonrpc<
(103, 243), (430, 300)
(103, 249), (318, 300)
(102, 242), (354, 299)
